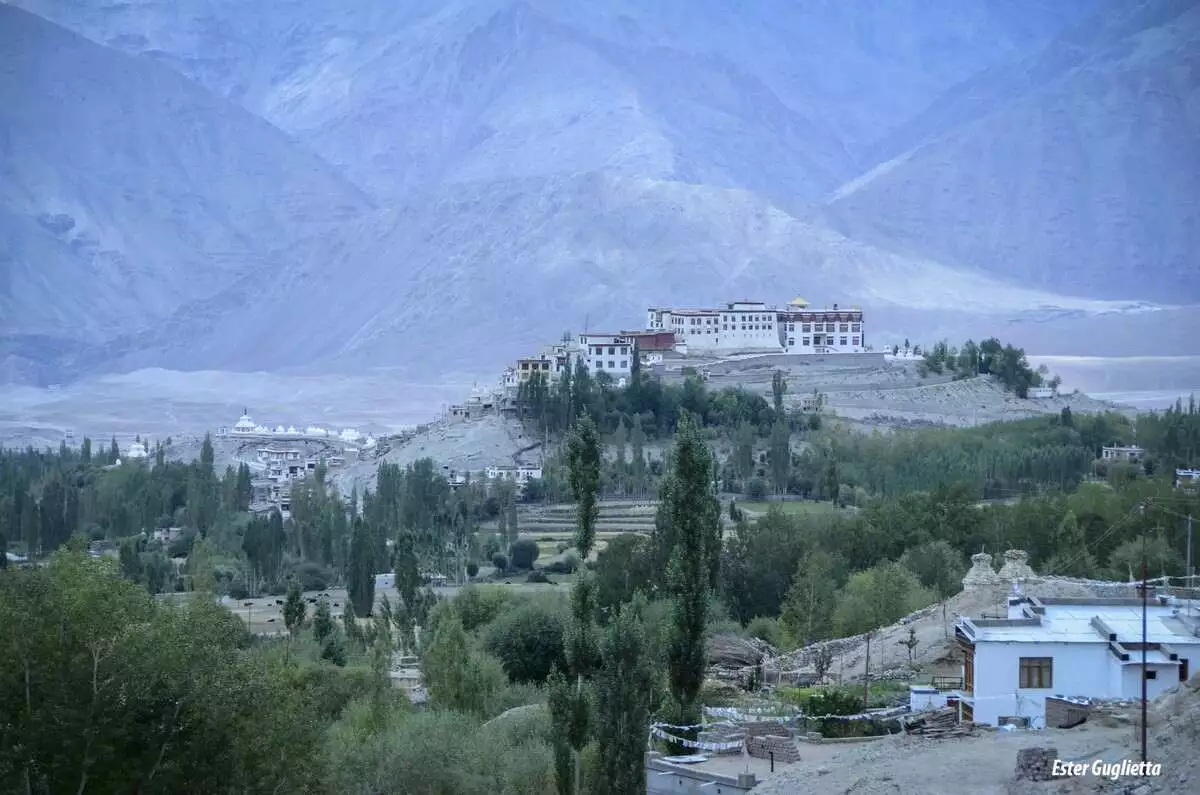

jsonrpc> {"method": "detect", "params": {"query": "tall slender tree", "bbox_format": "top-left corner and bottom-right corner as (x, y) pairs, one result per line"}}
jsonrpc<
(594, 593), (655, 795)
(658, 413), (721, 742)
(348, 519), (376, 617)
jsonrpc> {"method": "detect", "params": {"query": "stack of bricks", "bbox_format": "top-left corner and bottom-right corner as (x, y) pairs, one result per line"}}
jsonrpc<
(743, 720), (792, 737)
(1013, 747), (1061, 782)
(746, 734), (801, 763)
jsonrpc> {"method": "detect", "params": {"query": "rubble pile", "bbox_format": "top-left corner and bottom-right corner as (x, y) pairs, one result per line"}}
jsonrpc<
(903, 707), (976, 738)
(1013, 747), (1061, 782)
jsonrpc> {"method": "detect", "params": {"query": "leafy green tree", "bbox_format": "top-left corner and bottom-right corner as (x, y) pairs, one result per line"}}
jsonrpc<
(421, 613), (505, 718)
(284, 578), (307, 635)
(594, 533), (655, 611)
(832, 562), (936, 636)
(1043, 510), (1096, 578)
(594, 594), (655, 795)
(899, 540), (966, 599)
(313, 597), (335, 645)
(780, 549), (843, 645)
(484, 598), (569, 684)
(510, 539), (540, 570)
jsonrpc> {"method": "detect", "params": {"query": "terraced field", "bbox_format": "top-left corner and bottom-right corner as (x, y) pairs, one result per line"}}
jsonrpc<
(508, 500), (658, 560)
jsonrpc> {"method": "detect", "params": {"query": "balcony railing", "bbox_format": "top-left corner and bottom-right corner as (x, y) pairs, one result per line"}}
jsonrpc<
(932, 676), (963, 691)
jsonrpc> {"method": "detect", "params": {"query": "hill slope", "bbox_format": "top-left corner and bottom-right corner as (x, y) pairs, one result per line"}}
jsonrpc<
(827, 0), (1200, 302)
(0, 5), (372, 371)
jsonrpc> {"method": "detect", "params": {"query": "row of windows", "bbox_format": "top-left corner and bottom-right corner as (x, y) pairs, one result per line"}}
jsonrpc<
(591, 345), (629, 355)
(590, 359), (628, 370)
(788, 336), (861, 347)
(785, 323), (862, 333)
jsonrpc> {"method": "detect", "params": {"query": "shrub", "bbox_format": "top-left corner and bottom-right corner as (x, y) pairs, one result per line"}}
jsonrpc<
(455, 585), (512, 633)
(466, 561), (480, 578)
(491, 553), (509, 572)
(745, 616), (787, 649)
(525, 570), (550, 584)
(745, 477), (768, 498)
(509, 539), (540, 570)
(291, 561), (333, 592)
(484, 599), (568, 684)
(228, 583), (250, 601)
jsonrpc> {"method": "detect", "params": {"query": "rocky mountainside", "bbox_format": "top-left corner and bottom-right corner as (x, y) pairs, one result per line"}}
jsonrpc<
(827, 0), (1200, 302)
(0, 5), (372, 379)
(2, 0), (1195, 383)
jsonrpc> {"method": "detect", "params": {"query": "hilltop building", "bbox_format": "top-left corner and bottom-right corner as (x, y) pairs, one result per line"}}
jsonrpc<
(579, 332), (635, 377)
(645, 297), (866, 355)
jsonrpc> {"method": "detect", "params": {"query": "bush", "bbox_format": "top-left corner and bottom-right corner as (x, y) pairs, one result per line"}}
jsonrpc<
(291, 561), (333, 592)
(466, 561), (479, 579)
(745, 616), (787, 649)
(455, 585), (513, 633)
(484, 599), (568, 684)
(228, 583), (250, 601)
(745, 477), (768, 499)
(525, 570), (550, 584)
(491, 553), (509, 572)
(542, 553), (579, 575)
(509, 539), (540, 570)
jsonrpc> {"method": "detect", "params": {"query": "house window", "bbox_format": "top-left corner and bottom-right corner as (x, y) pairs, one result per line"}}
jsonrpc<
(852, 337), (860, 346)
(520, 362), (529, 370)
(619, 360), (627, 368)
(1145, 670), (1158, 680)
(1018, 657), (1053, 689)
(788, 338), (795, 346)
(852, 324), (861, 332)
(840, 337), (848, 345)
(608, 361), (615, 368)
(802, 324), (811, 333)
(840, 324), (849, 332)
(802, 337), (810, 346)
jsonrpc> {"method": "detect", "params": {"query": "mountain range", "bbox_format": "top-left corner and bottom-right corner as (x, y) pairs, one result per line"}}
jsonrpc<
(1, 0), (1197, 385)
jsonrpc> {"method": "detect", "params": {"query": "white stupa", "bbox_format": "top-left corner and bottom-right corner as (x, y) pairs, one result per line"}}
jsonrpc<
(286, 425), (298, 435)
(233, 409), (257, 435)
(274, 425), (286, 434)
(363, 435), (377, 449)
(126, 440), (149, 459)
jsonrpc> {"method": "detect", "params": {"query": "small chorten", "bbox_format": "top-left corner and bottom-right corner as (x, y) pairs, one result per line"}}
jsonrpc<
(962, 552), (1002, 590)
(998, 549), (1039, 583)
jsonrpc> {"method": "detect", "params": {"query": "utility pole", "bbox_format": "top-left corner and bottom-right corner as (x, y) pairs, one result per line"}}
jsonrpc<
(1187, 513), (1195, 587)
(863, 632), (871, 710)
(1140, 521), (1148, 766)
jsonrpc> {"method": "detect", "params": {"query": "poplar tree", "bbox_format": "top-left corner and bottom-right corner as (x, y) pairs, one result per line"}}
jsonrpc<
(348, 520), (376, 617)
(658, 414), (721, 743)
(595, 593), (654, 795)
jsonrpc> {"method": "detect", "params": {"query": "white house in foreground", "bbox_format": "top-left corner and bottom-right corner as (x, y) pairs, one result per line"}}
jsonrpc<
(954, 595), (1200, 727)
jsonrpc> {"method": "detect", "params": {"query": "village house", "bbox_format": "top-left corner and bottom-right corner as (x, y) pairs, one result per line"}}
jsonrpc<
(578, 332), (635, 377)
(1101, 444), (1145, 462)
(953, 594), (1200, 728)
(1175, 468), (1200, 491)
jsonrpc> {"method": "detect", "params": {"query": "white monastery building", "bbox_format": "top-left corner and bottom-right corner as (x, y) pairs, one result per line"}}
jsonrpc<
(954, 595), (1200, 728)
(645, 297), (866, 355)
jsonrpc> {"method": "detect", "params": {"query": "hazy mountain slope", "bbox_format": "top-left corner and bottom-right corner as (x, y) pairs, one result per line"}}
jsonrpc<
(12, 0), (1099, 200)
(70, 174), (1150, 378)
(827, 0), (1200, 302)
(0, 5), (372, 349)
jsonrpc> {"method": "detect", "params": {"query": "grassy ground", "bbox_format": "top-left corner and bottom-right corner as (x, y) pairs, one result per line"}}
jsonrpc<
(735, 499), (841, 516)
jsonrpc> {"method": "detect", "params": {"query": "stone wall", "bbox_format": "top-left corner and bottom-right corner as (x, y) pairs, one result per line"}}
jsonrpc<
(1014, 747), (1060, 781)
(746, 735), (801, 763)
(1045, 697), (1092, 729)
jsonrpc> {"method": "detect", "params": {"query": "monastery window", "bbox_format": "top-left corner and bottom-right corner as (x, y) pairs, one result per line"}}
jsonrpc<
(608, 360), (615, 369)
(541, 362), (549, 370)
(852, 323), (861, 332)
(802, 324), (811, 333)
(520, 362), (529, 370)
(620, 360), (627, 368)
(838, 324), (847, 332)
(802, 337), (810, 346)
(1018, 657), (1053, 689)
(788, 338), (795, 346)
(852, 337), (860, 346)
(620, 346), (628, 354)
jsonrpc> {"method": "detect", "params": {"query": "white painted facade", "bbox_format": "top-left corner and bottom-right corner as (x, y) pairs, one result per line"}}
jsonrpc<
(1101, 445), (1144, 462)
(1027, 387), (1055, 399)
(579, 333), (634, 377)
(485, 465), (543, 483)
(955, 596), (1200, 727)
(646, 298), (867, 355)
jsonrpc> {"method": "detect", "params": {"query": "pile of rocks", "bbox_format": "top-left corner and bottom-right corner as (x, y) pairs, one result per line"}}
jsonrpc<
(1013, 746), (1060, 782)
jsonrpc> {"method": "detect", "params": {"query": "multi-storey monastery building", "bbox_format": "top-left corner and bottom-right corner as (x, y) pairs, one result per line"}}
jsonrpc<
(645, 297), (866, 355)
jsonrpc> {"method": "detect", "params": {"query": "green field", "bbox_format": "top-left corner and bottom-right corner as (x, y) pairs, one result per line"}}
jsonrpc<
(735, 500), (841, 516)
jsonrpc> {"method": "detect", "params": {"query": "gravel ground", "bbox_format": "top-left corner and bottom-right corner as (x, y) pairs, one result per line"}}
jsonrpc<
(751, 726), (1139, 795)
